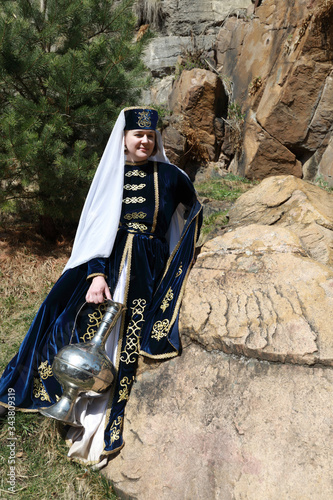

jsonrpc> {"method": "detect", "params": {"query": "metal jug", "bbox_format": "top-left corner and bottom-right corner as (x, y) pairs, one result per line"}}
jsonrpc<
(40, 300), (123, 427)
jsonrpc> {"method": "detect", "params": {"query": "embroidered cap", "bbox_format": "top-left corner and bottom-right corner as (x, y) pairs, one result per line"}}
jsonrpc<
(124, 107), (158, 131)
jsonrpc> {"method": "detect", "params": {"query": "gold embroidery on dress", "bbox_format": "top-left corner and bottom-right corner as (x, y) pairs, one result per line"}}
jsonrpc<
(176, 264), (183, 278)
(38, 360), (53, 380)
(120, 298), (147, 364)
(137, 110), (152, 128)
(160, 288), (174, 313)
(124, 212), (147, 221)
(151, 162), (159, 233)
(117, 376), (134, 402)
(110, 416), (123, 444)
(55, 395), (60, 402)
(33, 378), (51, 402)
(124, 183), (146, 191)
(151, 319), (170, 341)
(80, 302), (107, 342)
(123, 197), (146, 204)
(125, 170), (146, 178)
(126, 222), (148, 232)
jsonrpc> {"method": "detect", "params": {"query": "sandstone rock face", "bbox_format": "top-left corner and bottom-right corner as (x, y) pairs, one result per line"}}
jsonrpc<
(228, 175), (333, 267)
(163, 68), (227, 165)
(103, 176), (333, 498)
(317, 133), (333, 183)
(215, 0), (333, 185)
(239, 113), (303, 179)
(105, 346), (333, 500)
(181, 223), (333, 366)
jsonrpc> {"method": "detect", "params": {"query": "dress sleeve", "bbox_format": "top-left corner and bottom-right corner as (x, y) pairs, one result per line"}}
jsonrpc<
(176, 169), (197, 209)
(86, 257), (108, 280)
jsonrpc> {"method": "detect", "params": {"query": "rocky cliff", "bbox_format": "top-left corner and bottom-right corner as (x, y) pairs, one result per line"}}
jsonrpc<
(140, 0), (333, 187)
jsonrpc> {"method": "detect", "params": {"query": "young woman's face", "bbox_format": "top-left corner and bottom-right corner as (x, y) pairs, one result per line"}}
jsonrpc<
(124, 129), (156, 162)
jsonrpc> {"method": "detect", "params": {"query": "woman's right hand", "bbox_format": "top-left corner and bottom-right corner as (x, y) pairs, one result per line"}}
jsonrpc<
(86, 276), (112, 304)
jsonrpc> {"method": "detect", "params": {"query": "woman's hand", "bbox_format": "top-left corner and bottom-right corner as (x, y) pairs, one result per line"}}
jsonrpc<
(86, 276), (112, 304)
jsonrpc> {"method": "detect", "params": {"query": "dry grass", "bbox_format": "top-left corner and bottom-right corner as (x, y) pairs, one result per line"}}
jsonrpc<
(0, 229), (70, 371)
(0, 228), (118, 499)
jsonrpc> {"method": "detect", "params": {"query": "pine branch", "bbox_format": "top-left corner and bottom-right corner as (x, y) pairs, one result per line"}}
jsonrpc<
(88, 0), (134, 40)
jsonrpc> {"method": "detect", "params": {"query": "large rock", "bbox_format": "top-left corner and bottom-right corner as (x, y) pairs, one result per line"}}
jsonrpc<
(164, 68), (227, 164)
(104, 345), (333, 499)
(239, 113), (302, 179)
(103, 176), (333, 499)
(215, 0), (333, 184)
(228, 175), (333, 267)
(181, 223), (333, 366)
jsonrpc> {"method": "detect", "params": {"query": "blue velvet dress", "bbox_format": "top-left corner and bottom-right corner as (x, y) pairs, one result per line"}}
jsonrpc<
(0, 160), (202, 456)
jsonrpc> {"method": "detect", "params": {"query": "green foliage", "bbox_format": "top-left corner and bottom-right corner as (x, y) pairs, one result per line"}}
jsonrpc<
(314, 175), (333, 192)
(0, 0), (150, 229)
(196, 174), (255, 202)
(201, 210), (229, 236)
(223, 101), (245, 156)
(227, 102), (245, 122)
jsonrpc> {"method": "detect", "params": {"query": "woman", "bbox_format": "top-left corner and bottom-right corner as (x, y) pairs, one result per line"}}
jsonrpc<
(0, 107), (202, 466)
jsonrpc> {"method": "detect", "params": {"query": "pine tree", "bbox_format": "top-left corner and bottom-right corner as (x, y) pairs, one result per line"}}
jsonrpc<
(0, 0), (150, 236)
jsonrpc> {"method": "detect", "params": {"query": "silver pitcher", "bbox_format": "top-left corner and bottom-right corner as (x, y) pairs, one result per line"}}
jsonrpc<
(40, 300), (123, 427)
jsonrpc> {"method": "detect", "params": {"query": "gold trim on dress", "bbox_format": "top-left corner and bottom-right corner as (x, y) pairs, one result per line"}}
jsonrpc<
(86, 273), (107, 281)
(151, 319), (170, 341)
(117, 376), (134, 402)
(38, 360), (53, 380)
(104, 232), (134, 440)
(139, 349), (179, 360)
(125, 170), (147, 178)
(80, 302), (107, 342)
(124, 212), (147, 221)
(155, 205), (203, 294)
(176, 264), (183, 278)
(126, 222), (148, 232)
(33, 378), (51, 403)
(151, 162), (159, 233)
(160, 287), (174, 313)
(123, 197), (146, 204)
(168, 216), (200, 339)
(124, 183), (146, 191)
(110, 416), (124, 445)
(120, 298), (147, 365)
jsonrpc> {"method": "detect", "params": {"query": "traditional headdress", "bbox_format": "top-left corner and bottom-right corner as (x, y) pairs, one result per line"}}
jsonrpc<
(124, 107), (158, 130)
(63, 107), (170, 273)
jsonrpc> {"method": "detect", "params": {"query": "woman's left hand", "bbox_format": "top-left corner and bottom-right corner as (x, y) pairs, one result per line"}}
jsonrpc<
(86, 276), (112, 304)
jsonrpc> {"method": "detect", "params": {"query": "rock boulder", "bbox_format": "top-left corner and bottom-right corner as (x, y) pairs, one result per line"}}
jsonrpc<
(104, 176), (333, 499)
(105, 345), (333, 500)
(163, 68), (227, 165)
